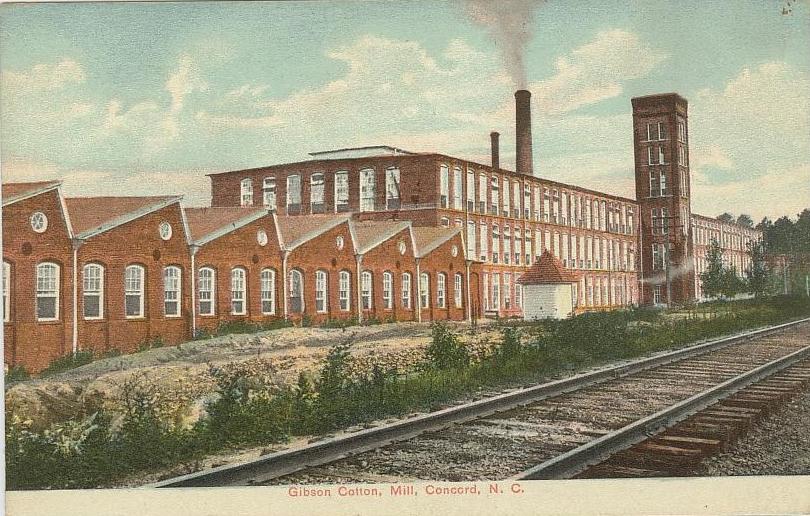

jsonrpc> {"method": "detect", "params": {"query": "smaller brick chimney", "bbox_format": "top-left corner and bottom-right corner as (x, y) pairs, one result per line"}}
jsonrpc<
(490, 131), (500, 170)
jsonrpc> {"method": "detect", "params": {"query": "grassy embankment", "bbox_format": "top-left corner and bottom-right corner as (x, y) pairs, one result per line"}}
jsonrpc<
(6, 296), (810, 490)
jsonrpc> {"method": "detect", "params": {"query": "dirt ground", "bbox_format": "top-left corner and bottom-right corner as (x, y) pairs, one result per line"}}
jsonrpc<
(5, 321), (501, 432)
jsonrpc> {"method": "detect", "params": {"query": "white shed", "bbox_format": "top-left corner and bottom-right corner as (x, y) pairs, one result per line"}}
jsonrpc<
(518, 251), (578, 320)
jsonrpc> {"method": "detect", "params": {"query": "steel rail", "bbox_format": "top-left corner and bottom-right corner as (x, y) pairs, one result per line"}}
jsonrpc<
(150, 317), (810, 488)
(513, 342), (810, 480)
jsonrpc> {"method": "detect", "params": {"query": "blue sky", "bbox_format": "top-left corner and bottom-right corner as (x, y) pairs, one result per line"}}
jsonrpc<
(1, 0), (808, 220)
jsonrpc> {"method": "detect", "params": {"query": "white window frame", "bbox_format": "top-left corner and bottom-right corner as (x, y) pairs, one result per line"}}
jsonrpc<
(382, 271), (393, 310)
(289, 269), (304, 313)
(82, 263), (104, 320)
(2, 261), (9, 322)
(286, 174), (302, 212)
(454, 272), (463, 309)
(401, 272), (412, 309)
(339, 270), (351, 311)
(386, 167), (401, 210)
(240, 178), (253, 206)
(360, 168), (376, 212)
(453, 166), (463, 210)
(335, 171), (349, 211)
(315, 270), (328, 313)
(36, 262), (60, 321)
(124, 264), (145, 319)
(231, 268), (247, 315)
(198, 267), (216, 316)
(310, 173), (325, 211)
(163, 266), (182, 317)
(361, 271), (373, 310)
(263, 177), (277, 209)
(419, 272), (430, 309)
(437, 272), (447, 309)
(261, 268), (276, 315)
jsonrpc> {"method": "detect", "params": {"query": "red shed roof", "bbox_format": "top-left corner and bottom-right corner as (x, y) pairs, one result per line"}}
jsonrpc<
(66, 196), (181, 238)
(518, 251), (577, 285)
(184, 207), (268, 244)
(1, 180), (62, 206)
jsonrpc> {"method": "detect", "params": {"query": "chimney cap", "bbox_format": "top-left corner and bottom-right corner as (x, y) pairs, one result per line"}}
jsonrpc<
(515, 89), (531, 98)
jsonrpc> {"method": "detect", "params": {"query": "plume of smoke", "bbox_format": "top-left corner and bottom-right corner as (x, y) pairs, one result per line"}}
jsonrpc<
(464, 0), (540, 89)
(640, 257), (696, 285)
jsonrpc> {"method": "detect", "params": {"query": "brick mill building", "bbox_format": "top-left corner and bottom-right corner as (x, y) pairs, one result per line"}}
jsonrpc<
(2, 91), (763, 372)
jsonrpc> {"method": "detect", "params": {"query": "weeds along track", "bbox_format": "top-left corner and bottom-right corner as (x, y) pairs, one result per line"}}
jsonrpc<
(151, 318), (810, 487)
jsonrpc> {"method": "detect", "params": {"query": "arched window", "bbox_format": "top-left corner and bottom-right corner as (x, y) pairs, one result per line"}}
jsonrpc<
(382, 271), (393, 310)
(454, 273), (463, 309)
(124, 264), (144, 318)
(163, 266), (182, 317)
(289, 269), (304, 313)
(260, 268), (276, 315)
(3, 261), (11, 322)
(263, 177), (276, 210)
(315, 270), (328, 313)
(231, 268), (246, 315)
(439, 164), (449, 208)
(36, 262), (60, 321)
(240, 178), (253, 206)
(361, 271), (373, 310)
(338, 270), (351, 311)
(401, 272), (412, 309)
(198, 267), (215, 316)
(82, 263), (104, 320)
(437, 273), (447, 309)
(419, 272), (430, 309)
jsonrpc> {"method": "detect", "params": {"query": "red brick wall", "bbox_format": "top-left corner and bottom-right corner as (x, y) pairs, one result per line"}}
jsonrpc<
(418, 232), (467, 322)
(286, 221), (358, 323)
(76, 203), (191, 354)
(3, 189), (74, 371)
(193, 215), (283, 331)
(359, 227), (417, 322)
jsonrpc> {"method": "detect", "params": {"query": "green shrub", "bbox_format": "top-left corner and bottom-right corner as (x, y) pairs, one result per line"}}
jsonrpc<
(5, 364), (30, 383)
(425, 322), (470, 370)
(40, 350), (94, 377)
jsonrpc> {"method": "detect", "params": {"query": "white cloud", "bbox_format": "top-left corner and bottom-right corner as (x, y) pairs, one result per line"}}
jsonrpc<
(691, 144), (734, 171)
(1, 58), (85, 95)
(530, 30), (667, 116)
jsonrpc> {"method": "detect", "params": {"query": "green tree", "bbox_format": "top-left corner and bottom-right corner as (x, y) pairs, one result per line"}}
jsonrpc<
(746, 240), (771, 297)
(700, 239), (726, 298)
(717, 212), (735, 223)
(736, 214), (753, 228)
(721, 266), (746, 298)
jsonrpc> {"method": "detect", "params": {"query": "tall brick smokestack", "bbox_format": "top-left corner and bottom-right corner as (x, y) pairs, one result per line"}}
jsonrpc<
(490, 131), (500, 170)
(515, 89), (533, 175)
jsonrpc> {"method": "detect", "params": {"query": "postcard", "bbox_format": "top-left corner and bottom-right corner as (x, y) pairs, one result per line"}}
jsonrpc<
(2, 1), (810, 515)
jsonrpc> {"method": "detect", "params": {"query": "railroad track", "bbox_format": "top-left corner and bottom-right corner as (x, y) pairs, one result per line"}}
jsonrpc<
(151, 317), (810, 488)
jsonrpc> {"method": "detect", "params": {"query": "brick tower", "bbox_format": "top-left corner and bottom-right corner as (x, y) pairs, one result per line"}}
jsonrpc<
(632, 93), (695, 306)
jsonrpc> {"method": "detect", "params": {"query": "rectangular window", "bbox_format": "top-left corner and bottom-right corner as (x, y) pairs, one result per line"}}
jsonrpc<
(512, 181), (521, 218)
(653, 285), (662, 305)
(286, 175), (301, 214)
(124, 265), (144, 318)
(543, 188), (551, 222)
(453, 167), (463, 210)
(501, 178), (510, 216)
(437, 273), (446, 308)
(648, 146), (658, 165)
(83, 264), (103, 319)
(420, 273), (430, 309)
(231, 268), (246, 315)
(660, 170), (668, 196)
(401, 273), (411, 309)
(678, 119), (686, 143)
(361, 272), (373, 310)
(164, 266), (181, 317)
(492, 226), (500, 263)
(310, 173), (325, 213)
(339, 271), (351, 311)
(3, 261), (9, 322)
(240, 178), (253, 207)
(454, 273), (463, 309)
(198, 268), (215, 316)
(360, 169), (376, 212)
(503, 273), (511, 310)
(490, 176), (500, 214)
(335, 171), (349, 212)
(524, 186), (532, 219)
(383, 272), (393, 309)
(440, 165), (449, 208)
(36, 263), (60, 321)
(658, 121), (666, 140)
(263, 177), (277, 210)
(534, 185), (541, 221)
(386, 167), (401, 210)
(261, 269), (276, 315)
(492, 273), (500, 310)
(646, 122), (658, 141)
(315, 271), (327, 313)
(483, 273), (489, 311)
(480, 223), (488, 262)
(659, 145), (666, 164)
(467, 170), (475, 212)
(478, 173), (487, 213)
(466, 221), (476, 258)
